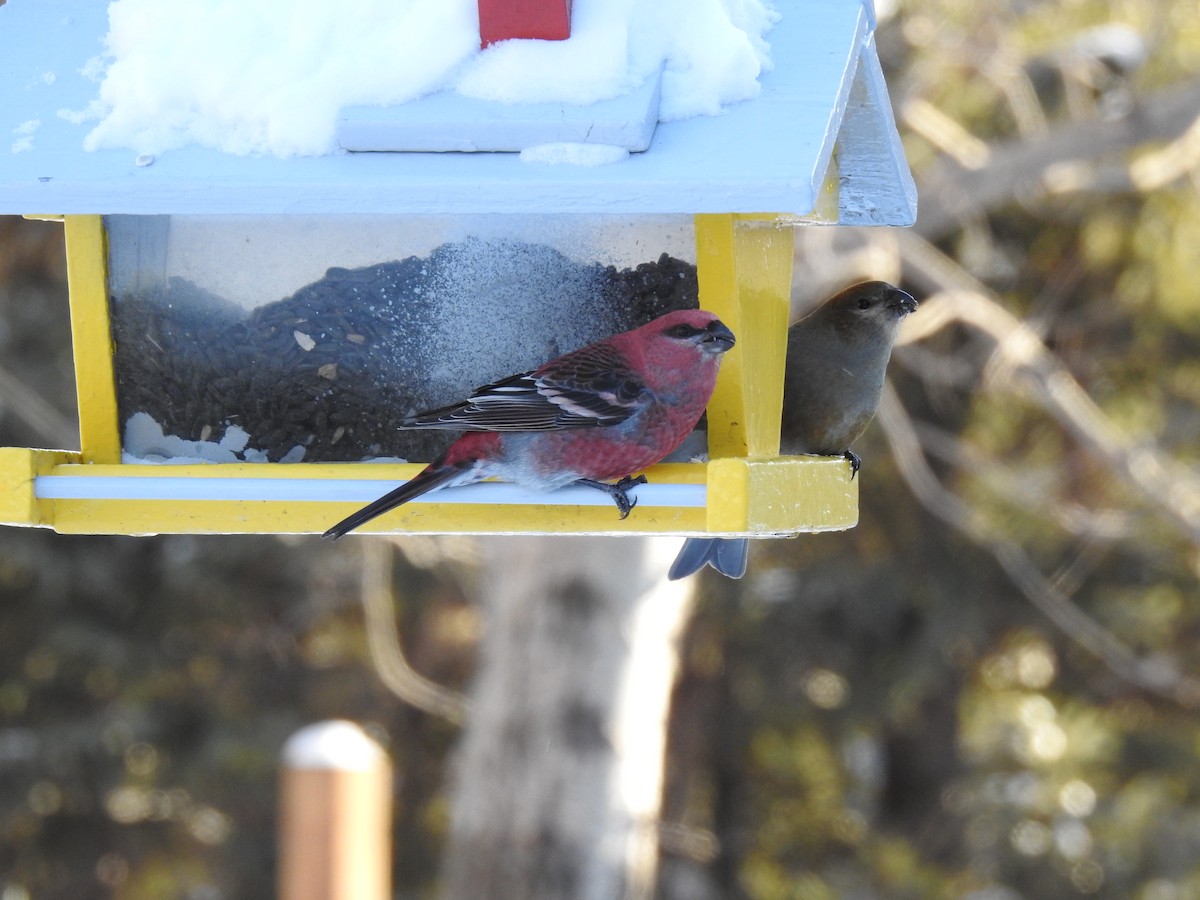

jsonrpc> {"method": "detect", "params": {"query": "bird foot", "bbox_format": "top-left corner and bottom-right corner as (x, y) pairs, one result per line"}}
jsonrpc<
(844, 450), (862, 480)
(576, 474), (648, 519)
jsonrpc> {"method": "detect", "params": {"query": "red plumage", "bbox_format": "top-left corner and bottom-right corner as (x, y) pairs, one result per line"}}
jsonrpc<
(324, 309), (735, 539)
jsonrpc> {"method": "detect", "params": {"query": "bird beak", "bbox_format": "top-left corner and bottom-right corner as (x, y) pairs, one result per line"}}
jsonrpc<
(888, 289), (918, 315)
(701, 320), (736, 353)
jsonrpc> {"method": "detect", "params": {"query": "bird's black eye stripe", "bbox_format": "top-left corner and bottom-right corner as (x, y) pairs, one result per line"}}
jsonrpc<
(858, 297), (872, 310)
(665, 323), (701, 338)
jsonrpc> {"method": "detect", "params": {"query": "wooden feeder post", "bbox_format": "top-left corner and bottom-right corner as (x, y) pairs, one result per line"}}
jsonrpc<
(278, 721), (392, 900)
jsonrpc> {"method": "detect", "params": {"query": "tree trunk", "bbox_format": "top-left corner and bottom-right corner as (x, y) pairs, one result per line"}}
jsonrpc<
(440, 535), (695, 900)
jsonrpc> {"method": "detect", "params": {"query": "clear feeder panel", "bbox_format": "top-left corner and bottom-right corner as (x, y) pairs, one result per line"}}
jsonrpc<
(105, 215), (698, 464)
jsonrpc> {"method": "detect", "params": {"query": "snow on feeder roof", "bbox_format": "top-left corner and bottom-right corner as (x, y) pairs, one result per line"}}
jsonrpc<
(0, 0), (914, 221)
(0, 0), (915, 537)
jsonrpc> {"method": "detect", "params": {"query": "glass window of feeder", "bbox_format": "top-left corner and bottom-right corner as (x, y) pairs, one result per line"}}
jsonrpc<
(104, 215), (698, 465)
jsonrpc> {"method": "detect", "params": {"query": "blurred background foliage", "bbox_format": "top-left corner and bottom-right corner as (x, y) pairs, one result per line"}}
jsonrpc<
(2, 0), (1200, 897)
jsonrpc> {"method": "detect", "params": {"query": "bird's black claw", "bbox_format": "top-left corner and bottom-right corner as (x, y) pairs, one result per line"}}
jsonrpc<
(610, 486), (636, 519)
(844, 450), (862, 480)
(611, 474), (648, 519)
(617, 474), (649, 489)
(575, 474), (648, 519)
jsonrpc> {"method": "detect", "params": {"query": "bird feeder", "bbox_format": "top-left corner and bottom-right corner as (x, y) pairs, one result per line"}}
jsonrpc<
(0, 0), (915, 538)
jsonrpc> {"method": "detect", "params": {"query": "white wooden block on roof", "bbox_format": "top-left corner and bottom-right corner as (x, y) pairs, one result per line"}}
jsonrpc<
(336, 68), (663, 153)
(0, 0), (915, 223)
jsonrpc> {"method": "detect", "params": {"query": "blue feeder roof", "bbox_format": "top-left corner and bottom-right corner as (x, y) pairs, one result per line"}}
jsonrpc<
(0, 0), (915, 222)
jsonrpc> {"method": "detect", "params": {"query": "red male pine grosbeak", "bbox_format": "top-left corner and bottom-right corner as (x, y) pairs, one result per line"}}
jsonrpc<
(668, 281), (917, 580)
(324, 309), (736, 539)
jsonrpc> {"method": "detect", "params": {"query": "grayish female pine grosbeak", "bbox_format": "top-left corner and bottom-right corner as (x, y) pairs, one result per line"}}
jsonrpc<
(668, 281), (917, 580)
(324, 309), (736, 539)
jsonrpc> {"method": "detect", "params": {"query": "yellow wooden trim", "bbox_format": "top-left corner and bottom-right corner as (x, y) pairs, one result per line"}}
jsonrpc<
(695, 213), (793, 460)
(64, 215), (121, 463)
(44, 499), (710, 536)
(762, 155), (840, 226)
(811, 149), (840, 223)
(12, 458), (854, 536)
(35, 461), (706, 535)
(0, 447), (81, 526)
(706, 456), (858, 534)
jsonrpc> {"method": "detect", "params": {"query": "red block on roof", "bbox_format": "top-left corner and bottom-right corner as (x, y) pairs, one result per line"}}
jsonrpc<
(478, 0), (572, 47)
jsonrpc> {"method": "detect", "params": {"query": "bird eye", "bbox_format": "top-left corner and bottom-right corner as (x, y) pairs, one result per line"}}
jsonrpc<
(666, 324), (699, 338)
(857, 298), (872, 310)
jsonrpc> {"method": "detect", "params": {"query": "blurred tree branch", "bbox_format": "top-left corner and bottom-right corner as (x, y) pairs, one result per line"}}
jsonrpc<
(910, 418), (1135, 541)
(0, 360), (77, 448)
(913, 77), (1200, 239)
(896, 231), (1200, 547)
(864, 219), (1200, 701)
(360, 539), (469, 725)
(878, 382), (1200, 705)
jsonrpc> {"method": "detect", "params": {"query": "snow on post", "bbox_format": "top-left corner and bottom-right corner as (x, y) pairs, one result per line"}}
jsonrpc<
(278, 721), (391, 900)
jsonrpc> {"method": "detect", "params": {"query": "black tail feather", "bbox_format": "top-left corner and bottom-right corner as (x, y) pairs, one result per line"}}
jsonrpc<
(668, 537), (749, 581)
(323, 464), (465, 540)
(712, 537), (750, 579)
